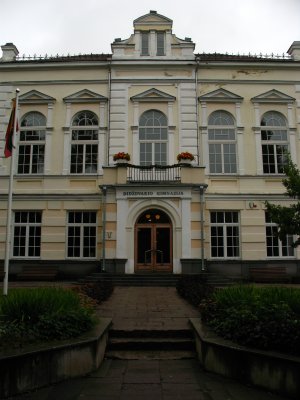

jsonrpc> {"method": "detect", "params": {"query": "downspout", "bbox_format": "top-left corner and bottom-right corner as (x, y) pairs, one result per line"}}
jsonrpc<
(101, 186), (107, 272)
(200, 184), (207, 271)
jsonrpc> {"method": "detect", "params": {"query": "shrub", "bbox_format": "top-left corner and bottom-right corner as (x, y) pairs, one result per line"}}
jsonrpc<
(200, 285), (300, 355)
(176, 275), (214, 306)
(75, 280), (114, 304)
(0, 288), (95, 346)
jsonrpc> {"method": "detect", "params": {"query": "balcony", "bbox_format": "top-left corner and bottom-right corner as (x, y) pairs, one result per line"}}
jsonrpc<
(127, 164), (181, 183)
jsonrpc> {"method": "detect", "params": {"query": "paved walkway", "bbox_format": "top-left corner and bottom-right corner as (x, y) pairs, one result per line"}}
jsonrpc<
(10, 286), (289, 399)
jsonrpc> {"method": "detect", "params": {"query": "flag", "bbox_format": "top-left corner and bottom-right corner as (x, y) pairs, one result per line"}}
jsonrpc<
(4, 98), (18, 158)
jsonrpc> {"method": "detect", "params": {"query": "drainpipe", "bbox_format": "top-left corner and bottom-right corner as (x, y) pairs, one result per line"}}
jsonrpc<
(199, 184), (207, 271)
(101, 186), (107, 272)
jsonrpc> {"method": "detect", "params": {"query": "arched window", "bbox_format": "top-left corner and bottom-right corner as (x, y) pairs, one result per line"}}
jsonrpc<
(261, 111), (288, 174)
(70, 111), (99, 174)
(208, 111), (237, 173)
(18, 112), (46, 174)
(139, 110), (168, 165)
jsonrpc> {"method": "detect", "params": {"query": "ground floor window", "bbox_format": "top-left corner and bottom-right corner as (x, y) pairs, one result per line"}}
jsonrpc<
(265, 213), (294, 257)
(67, 211), (97, 258)
(13, 211), (42, 257)
(210, 211), (240, 258)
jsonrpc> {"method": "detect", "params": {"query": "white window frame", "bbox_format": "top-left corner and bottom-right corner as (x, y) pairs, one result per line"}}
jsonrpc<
(67, 211), (97, 259)
(139, 110), (168, 165)
(70, 111), (99, 174)
(210, 211), (240, 259)
(265, 213), (295, 258)
(261, 111), (288, 174)
(208, 111), (237, 174)
(13, 211), (42, 258)
(18, 112), (46, 174)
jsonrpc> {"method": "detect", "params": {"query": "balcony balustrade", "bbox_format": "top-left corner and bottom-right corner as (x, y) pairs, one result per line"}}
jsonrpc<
(126, 164), (181, 182)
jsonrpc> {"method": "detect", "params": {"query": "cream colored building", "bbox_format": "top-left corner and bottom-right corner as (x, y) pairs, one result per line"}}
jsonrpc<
(1, 11), (300, 279)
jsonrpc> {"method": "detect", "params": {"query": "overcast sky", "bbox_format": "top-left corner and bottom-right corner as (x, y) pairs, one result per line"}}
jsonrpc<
(1, 0), (300, 57)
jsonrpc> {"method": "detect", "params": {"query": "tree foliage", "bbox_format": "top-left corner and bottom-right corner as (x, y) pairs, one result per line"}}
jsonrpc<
(265, 156), (300, 247)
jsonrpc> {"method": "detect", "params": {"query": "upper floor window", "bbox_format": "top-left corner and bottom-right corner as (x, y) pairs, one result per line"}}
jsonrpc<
(208, 111), (237, 174)
(139, 110), (168, 165)
(261, 111), (288, 174)
(141, 33), (149, 55)
(70, 111), (98, 174)
(18, 112), (46, 174)
(265, 212), (294, 257)
(156, 32), (165, 55)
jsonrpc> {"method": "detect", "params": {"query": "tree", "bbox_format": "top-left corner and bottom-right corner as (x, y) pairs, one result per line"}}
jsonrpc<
(265, 156), (300, 247)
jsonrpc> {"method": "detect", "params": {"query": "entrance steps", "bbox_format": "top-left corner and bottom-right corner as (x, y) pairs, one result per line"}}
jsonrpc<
(78, 272), (235, 287)
(105, 328), (196, 360)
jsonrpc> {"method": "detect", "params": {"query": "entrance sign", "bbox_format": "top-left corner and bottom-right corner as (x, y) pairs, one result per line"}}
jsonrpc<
(117, 188), (190, 199)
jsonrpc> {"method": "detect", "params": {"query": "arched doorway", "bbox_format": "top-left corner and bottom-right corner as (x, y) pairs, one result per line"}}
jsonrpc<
(135, 209), (172, 273)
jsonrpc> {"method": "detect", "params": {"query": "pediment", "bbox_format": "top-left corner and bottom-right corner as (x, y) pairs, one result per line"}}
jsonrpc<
(251, 89), (295, 104)
(19, 90), (56, 105)
(131, 88), (176, 103)
(134, 11), (172, 27)
(199, 88), (243, 103)
(63, 89), (107, 104)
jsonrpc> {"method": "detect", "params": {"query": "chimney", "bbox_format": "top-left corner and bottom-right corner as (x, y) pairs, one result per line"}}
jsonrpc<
(1, 43), (19, 62)
(287, 41), (300, 61)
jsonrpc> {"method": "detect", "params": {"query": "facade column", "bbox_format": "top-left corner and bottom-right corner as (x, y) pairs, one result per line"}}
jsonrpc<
(181, 198), (191, 258)
(253, 103), (263, 174)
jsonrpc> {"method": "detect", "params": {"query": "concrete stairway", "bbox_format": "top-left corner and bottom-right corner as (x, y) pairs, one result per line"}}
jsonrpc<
(105, 328), (196, 360)
(78, 272), (235, 287)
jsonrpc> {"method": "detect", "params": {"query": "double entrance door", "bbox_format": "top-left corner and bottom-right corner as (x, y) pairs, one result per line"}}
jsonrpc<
(135, 209), (172, 273)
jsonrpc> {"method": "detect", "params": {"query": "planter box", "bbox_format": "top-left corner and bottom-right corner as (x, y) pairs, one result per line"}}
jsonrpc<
(190, 318), (300, 399)
(0, 318), (112, 398)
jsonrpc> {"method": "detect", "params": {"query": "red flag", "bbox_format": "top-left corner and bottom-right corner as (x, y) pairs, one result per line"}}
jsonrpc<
(4, 99), (18, 158)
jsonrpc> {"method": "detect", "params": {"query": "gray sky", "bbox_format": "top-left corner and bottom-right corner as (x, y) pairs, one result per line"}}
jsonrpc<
(1, 0), (300, 57)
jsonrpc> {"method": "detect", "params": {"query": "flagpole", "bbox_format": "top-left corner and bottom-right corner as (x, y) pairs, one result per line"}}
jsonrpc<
(3, 89), (20, 296)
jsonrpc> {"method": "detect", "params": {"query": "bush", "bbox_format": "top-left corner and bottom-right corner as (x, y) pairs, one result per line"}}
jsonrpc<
(176, 275), (214, 306)
(200, 285), (300, 355)
(75, 280), (114, 304)
(0, 288), (95, 346)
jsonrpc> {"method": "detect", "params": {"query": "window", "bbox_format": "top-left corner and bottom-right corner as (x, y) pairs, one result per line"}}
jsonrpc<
(141, 33), (149, 55)
(261, 111), (288, 174)
(208, 111), (237, 173)
(139, 110), (168, 165)
(13, 211), (42, 257)
(67, 211), (97, 258)
(210, 211), (240, 258)
(18, 112), (46, 174)
(265, 213), (294, 257)
(70, 111), (98, 174)
(156, 32), (165, 55)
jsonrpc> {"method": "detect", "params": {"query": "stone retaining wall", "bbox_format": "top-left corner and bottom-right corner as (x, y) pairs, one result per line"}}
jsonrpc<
(0, 318), (112, 398)
(190, 318), (300, 399)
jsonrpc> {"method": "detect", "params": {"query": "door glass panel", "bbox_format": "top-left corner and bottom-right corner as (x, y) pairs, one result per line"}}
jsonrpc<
(137, 228), (152, 264)
(156, 227), (170, 264)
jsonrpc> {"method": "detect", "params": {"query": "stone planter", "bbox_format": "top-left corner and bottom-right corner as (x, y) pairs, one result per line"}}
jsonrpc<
(115, 159), (129, 166)
(178, 159), (192, 165)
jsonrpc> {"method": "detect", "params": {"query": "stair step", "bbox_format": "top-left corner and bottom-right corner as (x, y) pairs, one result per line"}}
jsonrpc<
(108, 337), (195, 351)
(105, 349), (196, 360)
(110, 329), (193, 338)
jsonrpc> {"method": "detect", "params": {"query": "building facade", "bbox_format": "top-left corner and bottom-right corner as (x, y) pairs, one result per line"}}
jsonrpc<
(1, 11), (300, 279)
